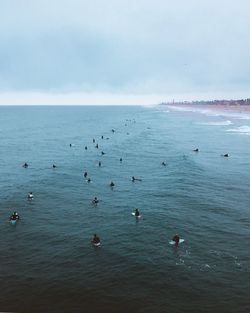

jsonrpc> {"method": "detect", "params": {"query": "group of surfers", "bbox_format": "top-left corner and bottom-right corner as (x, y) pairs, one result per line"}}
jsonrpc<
(18, 129), (185, 249)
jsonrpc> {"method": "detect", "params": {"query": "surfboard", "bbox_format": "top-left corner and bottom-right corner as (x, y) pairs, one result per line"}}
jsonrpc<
(10, 219), (17, 225)
(92, 242), (101, 247)
(169, 239), (185, 245)
(132, 212), (141, 218)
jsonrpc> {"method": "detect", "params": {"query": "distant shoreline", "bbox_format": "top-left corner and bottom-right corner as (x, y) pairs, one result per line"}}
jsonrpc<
(160, 99), (250, 112)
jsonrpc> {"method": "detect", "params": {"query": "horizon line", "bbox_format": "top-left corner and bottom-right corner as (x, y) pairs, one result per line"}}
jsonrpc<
(0, 91), (249, 106)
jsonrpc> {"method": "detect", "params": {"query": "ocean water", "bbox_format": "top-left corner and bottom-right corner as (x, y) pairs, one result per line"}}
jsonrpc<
(0, 105), (249, 313)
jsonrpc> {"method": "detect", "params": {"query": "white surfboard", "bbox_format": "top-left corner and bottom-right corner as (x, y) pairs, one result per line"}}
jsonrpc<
(169, 239), (185, 245)
(132, 212), (141, 218)
(92, 242), (101, 247)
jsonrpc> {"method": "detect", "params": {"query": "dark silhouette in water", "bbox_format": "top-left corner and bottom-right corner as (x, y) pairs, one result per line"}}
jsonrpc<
(193, 148), (199, 152)
(135, 208), (140, 217)
(161, 162), (167, 166)
(52, 164), (56, 168)
(85, 146), (88, 150)
(120, 158), (123, 162)
(87, 178), (91, 183)
(95, 144), (99, 149)
(172, 234), (180, 247)
(10, 211), (20, 221)
(223, 153), (229, 157)
(101, 135), (104, 139)
(110, 181), (115, 187)
(111, 129), (115, 133)
(101, 151), (105, 155)
(98, 161), (101, 167)
(92, 234), (100, 245)
(23, 162), (28, 168)
(93, 139), (95, 143)
(28, 192), (33, 200)
(69, 144), (72, 147)
(92, 197), (99, 204)
(84, 172), (88, 178)
(132, 176), (142, 182)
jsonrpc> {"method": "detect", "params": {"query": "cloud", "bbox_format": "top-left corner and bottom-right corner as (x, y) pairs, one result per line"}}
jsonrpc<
(0, 0), (250, 100)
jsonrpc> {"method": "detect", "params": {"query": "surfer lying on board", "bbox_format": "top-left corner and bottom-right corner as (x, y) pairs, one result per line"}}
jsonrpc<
(172, 234), (180, 246)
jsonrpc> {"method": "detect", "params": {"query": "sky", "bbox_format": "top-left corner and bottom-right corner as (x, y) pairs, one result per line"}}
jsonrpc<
(0, 0), (250, 105)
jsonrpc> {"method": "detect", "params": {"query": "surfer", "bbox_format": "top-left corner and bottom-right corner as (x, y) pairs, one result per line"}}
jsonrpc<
(132, 176), (142, 182)
(85, 146), (88, 150)
(92, 234), (100, 245)
(98, 161), (101, 167)
(110, 181), (115, 187)
(84, 171), (88, 178)
(101, 151), (105, 155)
(93, 138), (95, 143)
(23, 162), (28, 168)
(172, 234), (180, 246)
(10, 212), (19, 220)
(52, 164), (56, 168)
(95, 144), (99, 149)
(193, 148), (199, 152)
(69, 144), (72, 147)
(120, 158), (123, 162)
(111, 129), (115, 133)
(92, 197), (99, 204)
(87, 178), (91, 183)
(162, 161), (167, 166)
(223, 153), (229, 157)
(135, 208), (140, 217)
(28, 192), (33, 200)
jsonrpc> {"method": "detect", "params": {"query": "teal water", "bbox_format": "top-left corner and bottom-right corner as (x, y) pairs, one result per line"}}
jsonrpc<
(0, 105), (249, 313)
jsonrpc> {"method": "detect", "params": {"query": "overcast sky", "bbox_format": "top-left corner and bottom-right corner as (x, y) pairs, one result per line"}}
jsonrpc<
(0, 0), (250, 104)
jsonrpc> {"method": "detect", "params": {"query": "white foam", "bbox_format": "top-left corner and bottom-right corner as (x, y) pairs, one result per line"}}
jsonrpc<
(166, 105), (250, 120)
(226, 126), (250, 134)
(198, 120), (233, 126)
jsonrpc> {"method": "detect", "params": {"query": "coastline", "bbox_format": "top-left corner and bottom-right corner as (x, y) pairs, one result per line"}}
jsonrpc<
(163, 103), (250, 113)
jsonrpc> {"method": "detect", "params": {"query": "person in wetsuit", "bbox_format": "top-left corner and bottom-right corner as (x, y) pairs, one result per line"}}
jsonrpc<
(92, 197), (99, 204)
(10, 211), (19, 220)
(28, 192), (33, 200)
(135, 208), (140, 217)
(92, 234), (100, 244)
(172, 234), (180, 246)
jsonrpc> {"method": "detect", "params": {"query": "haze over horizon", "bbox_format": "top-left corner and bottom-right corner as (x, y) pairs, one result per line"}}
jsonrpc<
(1, 0), (250, 105)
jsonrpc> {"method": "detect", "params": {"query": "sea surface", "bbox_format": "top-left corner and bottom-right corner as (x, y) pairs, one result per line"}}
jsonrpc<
(0, 105), (250, 313)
